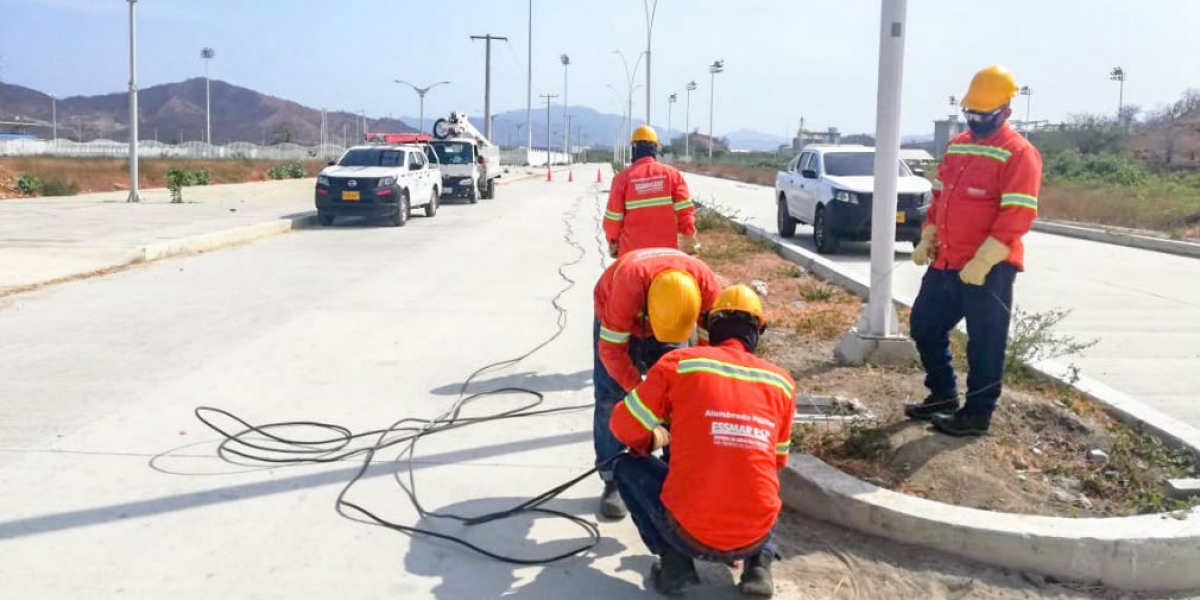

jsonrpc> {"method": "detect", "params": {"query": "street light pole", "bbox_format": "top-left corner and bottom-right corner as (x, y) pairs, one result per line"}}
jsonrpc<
(642, 0), (659, 126)
(1019, 86), (1032, 134)
(1110, 66), (1126, 122)
(561, 54), (570, 165)
(667, 93), (676, 151)
(708, 59), (724, 164)
(50, 94), (57, 149)
(201, 47), (214, 145)
(685, 80), (696, 160)
(394, 80), (450, 133)
(526, 0), (533, 153)
(126, 0), (140, 203)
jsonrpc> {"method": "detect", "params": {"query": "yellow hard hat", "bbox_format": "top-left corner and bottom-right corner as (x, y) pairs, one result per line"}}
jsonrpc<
(710, 284), (766, 327)
(647, 269), (701, 343)
(961, 65), (1019, 112)
(631, 125), (659, 145)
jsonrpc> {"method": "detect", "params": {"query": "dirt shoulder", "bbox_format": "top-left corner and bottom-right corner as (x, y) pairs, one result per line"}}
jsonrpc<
(692, 208), (1199, 518)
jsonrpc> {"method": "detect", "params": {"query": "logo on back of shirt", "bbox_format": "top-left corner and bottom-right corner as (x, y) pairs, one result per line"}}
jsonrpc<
(632, 176), (666, 196)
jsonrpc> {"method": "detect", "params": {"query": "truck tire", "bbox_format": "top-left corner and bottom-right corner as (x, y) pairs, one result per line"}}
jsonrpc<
(424, 189), (438, 217)
(813, 206), (840, 254)
(392, 192), (410, 227)
(777, 195), (796, 238)
(469, 182), (479, 204)
(318, 212), (334, 227)
(484, 178), (496, 199)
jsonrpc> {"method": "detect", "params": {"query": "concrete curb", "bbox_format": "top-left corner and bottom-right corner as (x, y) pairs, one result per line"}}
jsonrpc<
(1032, 220), (1200, 259)
(707, 206), (1200, 591)
(781, 454), (1200, 591)
(138, 213), (315, 262)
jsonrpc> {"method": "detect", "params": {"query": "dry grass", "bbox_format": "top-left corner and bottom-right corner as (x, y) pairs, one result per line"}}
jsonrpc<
(0, 157), (326, 198)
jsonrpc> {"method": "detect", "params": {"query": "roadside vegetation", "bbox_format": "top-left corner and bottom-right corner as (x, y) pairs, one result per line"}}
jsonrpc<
(694, 204), (1200, 517)
(680, 89), (1200, 240)
(0, 157), (326, 199)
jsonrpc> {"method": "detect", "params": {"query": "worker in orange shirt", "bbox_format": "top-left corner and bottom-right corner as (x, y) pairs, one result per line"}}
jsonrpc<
(609, 285), (795, 597)
(906, 65), (1043, 437)
(592, 247), (721, 519)
(604, 125), (699, 257)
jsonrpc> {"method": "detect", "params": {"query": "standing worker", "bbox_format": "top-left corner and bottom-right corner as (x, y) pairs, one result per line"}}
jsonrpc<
(604, 125), (699, 257)
(593, 247), (721, 519)
(609, 285), (795, 597)
(906, 65), (1043, 437)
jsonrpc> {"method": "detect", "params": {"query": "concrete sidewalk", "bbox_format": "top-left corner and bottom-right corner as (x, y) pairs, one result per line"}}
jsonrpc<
(0, 179), (318, 293)
(0, 168), (547, 294)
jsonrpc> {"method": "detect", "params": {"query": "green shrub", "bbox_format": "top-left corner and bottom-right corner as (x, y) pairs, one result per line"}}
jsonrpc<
(268, 162), (307, 180)
(16, 174), (43, 195)
(41, 178), (79, 196)
(166, 167), (190, 203)
(1045, 150), (1147, 186)
(189, 169), (211, 186)
(287, 162), (306, 178)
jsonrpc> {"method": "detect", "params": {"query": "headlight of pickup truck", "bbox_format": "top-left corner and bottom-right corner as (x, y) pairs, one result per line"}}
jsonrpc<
(833, 190), (859, 205)
(378, 177), (397, 187)
(317, 176), (329, 186)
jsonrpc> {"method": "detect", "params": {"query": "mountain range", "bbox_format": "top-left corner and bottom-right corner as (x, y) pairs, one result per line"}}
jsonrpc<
(0, 79), (414, 145)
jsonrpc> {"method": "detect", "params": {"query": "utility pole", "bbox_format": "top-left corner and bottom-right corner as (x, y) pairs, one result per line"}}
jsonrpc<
(471, 34), (509, 141)
(708, 59), (724, 164)
(126, 0), (140, 203)
(394, 80), (450, 133)
(667, 93), (676, 151)
(685, 80), (696, 160)
(201, 47), (215, 145)
(515, 123), (524, 150)
(642, 0), (659, 126)
(540, 93), (558, 170)
(561, 54), (570, 165)
(526, 0), (533, 153)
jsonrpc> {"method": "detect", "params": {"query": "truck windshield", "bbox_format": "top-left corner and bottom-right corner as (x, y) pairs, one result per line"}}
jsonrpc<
(823, 152), (910, 177)
(431, 142), (474, 165)
(337, 148), (404, 167)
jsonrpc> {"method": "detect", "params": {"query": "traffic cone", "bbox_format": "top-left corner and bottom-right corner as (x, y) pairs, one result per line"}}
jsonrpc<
(546, 167), (553, 182)
(595, 169), (603, 183)
(568, 171), (574, 183)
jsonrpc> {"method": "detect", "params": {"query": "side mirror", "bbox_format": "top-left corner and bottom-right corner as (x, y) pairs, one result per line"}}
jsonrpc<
(802, 169), (818, 179)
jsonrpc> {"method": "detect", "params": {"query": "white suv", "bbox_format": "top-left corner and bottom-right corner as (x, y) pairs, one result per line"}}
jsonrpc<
(774, 145), (933, 254)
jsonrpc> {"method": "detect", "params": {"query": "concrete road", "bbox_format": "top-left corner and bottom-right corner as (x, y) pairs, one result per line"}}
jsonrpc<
(685, 173), (1200, 425)
(0, 172), (701, 599)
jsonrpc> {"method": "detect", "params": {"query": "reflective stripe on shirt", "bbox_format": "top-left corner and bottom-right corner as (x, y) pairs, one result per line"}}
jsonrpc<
(946, 143), (1012, 163)
(676, 357), (795, 396)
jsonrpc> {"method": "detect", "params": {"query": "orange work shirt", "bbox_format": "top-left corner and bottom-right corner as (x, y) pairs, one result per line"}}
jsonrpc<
(927, 123), (1043, 271)
(604, 157), (696, 256)
(593, 248), (721, 392)
(610, 340), (797, 552)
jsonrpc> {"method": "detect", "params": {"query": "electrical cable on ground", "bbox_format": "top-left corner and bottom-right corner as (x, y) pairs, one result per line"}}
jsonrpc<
(195, 193), (616, 565)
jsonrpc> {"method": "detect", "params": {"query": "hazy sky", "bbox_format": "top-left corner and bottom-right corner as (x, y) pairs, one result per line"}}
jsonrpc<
(2, 0), (1198, 141)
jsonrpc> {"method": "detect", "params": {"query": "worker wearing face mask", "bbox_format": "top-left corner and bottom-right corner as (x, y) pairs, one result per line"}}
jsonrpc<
(906, 65), (1043, 437)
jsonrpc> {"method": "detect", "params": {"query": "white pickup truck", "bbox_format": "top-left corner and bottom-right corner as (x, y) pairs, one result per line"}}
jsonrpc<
(314, 137), (442, 227)
(775, 145), (933, 254)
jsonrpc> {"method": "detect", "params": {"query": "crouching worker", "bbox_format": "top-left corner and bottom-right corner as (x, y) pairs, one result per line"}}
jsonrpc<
(609, 285), (797, 597)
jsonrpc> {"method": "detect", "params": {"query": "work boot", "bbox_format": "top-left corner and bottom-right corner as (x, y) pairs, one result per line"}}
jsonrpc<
(600, 481), (627, 519)
(738, 550), (775, 597)
(931, 409), (991, 437)
(650, 547), (700, 596)
(903, 394), (959, 421)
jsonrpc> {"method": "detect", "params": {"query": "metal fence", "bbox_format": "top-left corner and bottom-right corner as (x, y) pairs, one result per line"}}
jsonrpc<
(0, 138), (573, 167)
(0, 138), (346, 161)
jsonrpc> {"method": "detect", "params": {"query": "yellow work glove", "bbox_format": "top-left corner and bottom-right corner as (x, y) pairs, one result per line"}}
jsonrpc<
(650, 426), (672, 452)
(680, 234), (700, 255)
(607, 240), (619, 258)
(959, 236), (1011, 286)
(912, 225), (937, 266)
